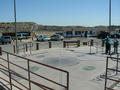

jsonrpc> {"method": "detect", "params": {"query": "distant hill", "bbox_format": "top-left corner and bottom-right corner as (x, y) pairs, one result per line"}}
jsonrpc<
(0, 22), (120, 33)
(0, 22), (38, 33)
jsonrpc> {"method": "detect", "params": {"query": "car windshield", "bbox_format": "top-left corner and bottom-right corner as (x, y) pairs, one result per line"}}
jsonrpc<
(39, 35), (48, 38)
(52, 35), (59, 37)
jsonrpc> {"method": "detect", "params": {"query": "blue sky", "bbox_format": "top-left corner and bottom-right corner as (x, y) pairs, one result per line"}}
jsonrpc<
(0, 0), (120, 26)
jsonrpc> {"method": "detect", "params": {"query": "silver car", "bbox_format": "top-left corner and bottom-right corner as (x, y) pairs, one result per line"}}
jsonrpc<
(37, 35), (51, 41)
(51, 34), (64, 41)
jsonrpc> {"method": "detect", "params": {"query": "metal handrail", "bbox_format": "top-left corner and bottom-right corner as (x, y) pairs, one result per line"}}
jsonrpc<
(104, 56), (120, 90)
(0, 63), (54, 90)
(0, 62), (61, 88)
(0, 68), (29, 90)
(17, 42), (33, 53)
(0, 48), (69, 90)
(2, 50), (68, 73)
(0, 77), (23, 90)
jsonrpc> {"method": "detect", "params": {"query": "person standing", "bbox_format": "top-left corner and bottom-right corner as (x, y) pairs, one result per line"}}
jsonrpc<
(104, 36), (111, 55)
(113, 35), (119, 54)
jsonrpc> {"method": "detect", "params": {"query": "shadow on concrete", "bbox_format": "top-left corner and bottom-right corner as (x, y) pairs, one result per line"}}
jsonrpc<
(0, 81), (10, 90)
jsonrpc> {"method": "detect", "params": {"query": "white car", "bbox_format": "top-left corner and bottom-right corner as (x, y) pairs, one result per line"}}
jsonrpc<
(37, 35), (51, 41)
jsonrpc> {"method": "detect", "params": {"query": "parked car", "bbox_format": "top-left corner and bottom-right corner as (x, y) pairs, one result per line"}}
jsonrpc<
(0, 36), (12, 44)
(97, 31), (110, 39)
(111, 33), (120, 38)
(51, 34), (64, 41)
(37, 35), (51, 41)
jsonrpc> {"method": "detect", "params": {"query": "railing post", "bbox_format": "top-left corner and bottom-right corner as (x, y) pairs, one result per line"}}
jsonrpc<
(90, 39), (93, 46)
(13, 45), (16, 54)
(26, 43), (28, 52)
(36, 43), (39, 50)
(17, 45), (19, 54)
(63, 41), (66, 48)
(20, 38), (22, 42)
(24, 44), (25, 54)
(7, 53), (12, 90)
(102, 39), (104, 53)
(67, 72), (69, 90)
(49, 41), (52, 48)
(30, 43), (32, 54)
(90, 41), (91, 54)
(104, 57), (109, 90)
(77, 40), (80, 47)
(96, 42), (98, 53)
(116, 54), (119, 75)
(0, 47), (2, 55)
(27, 60), (31, 90)
(102, 39), (104, 47)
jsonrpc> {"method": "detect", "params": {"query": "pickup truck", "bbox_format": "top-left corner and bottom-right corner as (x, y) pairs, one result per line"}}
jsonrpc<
(0, 36), (12, 44)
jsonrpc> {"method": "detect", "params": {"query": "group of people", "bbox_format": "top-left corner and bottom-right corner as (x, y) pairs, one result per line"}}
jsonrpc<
(104, 35), (119, 55)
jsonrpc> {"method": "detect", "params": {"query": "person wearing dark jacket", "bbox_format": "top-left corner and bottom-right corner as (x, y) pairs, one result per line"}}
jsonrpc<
(113, 36), (119, 54)
(104, 36), (111, 55)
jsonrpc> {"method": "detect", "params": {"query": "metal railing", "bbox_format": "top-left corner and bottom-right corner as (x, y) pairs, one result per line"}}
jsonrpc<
(0, 47), (69, 90)
(13, 42), (33, 54)
(104, 54), (120, 90)
(11, 39), (106, 55)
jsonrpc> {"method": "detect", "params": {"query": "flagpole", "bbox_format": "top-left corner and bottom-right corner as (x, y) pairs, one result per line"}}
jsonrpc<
(109, 0), (111, 34)
(14, 0), (18, 53)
